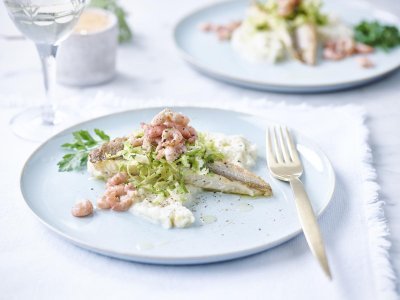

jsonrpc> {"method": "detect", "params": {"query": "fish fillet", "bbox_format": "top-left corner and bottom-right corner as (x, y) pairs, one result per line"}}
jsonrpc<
(293, 23), (318, 65)
(88, 139), (272, 197)
(183, 171), (270, 197)
(207, 161), (271, 196)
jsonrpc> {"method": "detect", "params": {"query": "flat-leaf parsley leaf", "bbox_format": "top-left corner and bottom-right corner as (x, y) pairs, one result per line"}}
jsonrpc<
(57, 129), (110, 172)
(354, 21), (400, 51)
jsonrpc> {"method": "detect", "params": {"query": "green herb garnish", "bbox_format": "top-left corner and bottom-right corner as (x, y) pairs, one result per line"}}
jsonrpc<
(90, 0), (133, 43)
(58, 129), (110, 172)
(354, 21), (400, 51)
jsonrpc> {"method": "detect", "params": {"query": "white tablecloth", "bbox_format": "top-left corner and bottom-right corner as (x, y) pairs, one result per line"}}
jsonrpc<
(0, 97), (397, 300)
(0, 0), (399, 299)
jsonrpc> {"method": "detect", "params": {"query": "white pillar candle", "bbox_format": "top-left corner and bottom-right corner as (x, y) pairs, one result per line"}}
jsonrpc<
(57, 8), (118, 86)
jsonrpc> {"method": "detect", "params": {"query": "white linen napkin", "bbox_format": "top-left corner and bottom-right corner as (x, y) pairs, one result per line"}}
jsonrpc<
(0, 95), (397, 300)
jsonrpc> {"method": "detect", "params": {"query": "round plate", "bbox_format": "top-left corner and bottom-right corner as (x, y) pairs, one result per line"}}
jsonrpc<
(174, 0), (400, 93)
(20, 107), (335, 264)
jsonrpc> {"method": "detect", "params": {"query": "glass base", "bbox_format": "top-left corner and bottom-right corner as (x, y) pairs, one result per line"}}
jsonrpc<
(10, 106), (78, 142)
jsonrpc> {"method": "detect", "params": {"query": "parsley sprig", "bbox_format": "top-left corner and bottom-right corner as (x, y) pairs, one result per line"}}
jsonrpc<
(58, 129), (110, 172)
(354, 21), (400, 52)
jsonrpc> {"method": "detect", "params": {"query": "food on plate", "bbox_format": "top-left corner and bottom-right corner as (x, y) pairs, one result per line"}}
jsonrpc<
(293, 22), (318, 65)
(356, 56), (374, 69)
(59, 109), (272, 228)
(322, 37), (374, 61)
(354, 21), (400, 51)
(71, 200), (94, 217)
(97, 172), (136, 211)
(58, 129), (111, 172)
(207, 161), (271, 195)
(199, 21), (242, 41)
(203, 0), (330, 64)
(200, 0), (399, 66)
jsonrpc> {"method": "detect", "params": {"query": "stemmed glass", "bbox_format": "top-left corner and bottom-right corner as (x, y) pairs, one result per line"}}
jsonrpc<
(3, 0), (86, 141)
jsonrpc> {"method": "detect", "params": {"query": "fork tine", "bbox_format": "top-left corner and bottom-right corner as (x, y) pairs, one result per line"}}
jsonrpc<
(266, 128), (276, 164)
(277, 126), (291, 163)
(271, 126), (284, 163)
(284, 127), (300, 163)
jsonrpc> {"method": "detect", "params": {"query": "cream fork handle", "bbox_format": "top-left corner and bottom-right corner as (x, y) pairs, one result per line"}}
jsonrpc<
(289, 176), (332, 279)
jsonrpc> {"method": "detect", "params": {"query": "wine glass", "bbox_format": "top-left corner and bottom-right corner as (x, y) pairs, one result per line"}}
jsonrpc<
(3, 0), (86, 141)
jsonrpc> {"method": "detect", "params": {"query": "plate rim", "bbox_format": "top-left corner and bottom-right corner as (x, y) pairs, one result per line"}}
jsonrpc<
(20, 106), (336, 264)
(173, 0), (400, 90)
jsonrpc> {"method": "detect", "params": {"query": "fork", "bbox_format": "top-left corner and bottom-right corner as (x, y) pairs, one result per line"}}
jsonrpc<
(266, 126), (332, 279)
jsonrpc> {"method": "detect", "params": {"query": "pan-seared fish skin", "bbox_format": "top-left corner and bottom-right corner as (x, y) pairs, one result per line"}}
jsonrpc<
(207, 161), (272, 196)
(89, 137), (126, 163)
(88, 137), (127, 179)
(183, 171), (269, 197)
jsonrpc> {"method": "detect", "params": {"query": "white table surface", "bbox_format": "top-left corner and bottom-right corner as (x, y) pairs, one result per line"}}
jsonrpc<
(0, 0), (399, 292)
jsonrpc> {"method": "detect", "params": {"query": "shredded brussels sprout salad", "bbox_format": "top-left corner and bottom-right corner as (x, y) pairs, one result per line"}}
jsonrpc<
(113, 132), (224, 200)
(252, 0), (328, 31)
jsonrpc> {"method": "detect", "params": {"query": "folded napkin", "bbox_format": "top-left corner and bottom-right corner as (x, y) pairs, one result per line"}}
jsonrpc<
(0, 95), (397, 300)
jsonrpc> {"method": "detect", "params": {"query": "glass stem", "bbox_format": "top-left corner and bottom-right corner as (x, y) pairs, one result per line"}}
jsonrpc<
(35, 43), (58, 125)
